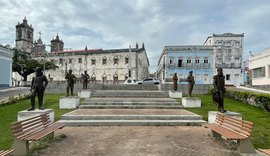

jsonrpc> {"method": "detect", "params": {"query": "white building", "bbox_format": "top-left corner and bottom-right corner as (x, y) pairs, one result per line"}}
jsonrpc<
(249, 48), (270, 86)
(0, 45), (13, 86)
(204, 33), (244, 86)
(29, 44), (149, 83)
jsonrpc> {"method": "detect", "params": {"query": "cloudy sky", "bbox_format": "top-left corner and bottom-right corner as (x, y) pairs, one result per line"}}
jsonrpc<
(1, 0), (270, 72)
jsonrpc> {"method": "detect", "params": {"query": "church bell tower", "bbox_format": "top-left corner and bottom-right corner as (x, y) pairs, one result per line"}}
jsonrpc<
(15, 17), (34, 53)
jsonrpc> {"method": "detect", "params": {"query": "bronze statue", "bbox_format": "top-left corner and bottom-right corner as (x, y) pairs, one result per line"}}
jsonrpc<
(213, 67), (227, 113)
(187, 71), (195, 97)
(81, 70), (90, 89)
(28, 67), (49, 111)
(172, 73), (178, 91)
(65, 69), (77, 96)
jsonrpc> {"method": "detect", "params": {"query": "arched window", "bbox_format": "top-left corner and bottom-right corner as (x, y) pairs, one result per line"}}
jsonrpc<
(91, 74), (96, 83)
(113, 56), (118, 65)
(102, 73), (107, 84)
(91, 57), (96, 65)
(113, 74), (118, 84)
(125, 56), (129, 64)
(102, 56), (107, 65)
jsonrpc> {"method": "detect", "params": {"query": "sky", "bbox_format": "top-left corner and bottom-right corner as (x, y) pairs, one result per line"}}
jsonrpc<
(1, 0), (270, 72)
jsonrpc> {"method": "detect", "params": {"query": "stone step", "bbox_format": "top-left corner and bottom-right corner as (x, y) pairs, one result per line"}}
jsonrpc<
(101, 84), (159, 90)
(79, 105), (183, 109)
(60, 114), (202, 120)
(84, 97), (177, 103)
(58, 119), (206, 126)
(92, 90), (168, 98)
(82, 101), (180, 105)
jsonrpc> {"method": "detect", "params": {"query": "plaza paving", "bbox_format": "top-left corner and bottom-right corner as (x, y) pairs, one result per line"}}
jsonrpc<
(35, 126), (240, 156)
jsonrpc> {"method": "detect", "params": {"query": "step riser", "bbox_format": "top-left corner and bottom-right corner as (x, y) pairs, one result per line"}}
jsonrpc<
(85, 99), (177, 103)
(59, 121), (206, 126)
(61, 115), (202, 120)
(79, 105), (182, 109)
(82, 102), (180, 105)
(92, 95), (168, 98)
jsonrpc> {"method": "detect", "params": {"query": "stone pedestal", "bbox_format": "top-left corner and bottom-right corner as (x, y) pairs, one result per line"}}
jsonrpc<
(169, 90), (182, 98)
(208, 111), (242, 123)
(182, 97), (201, 108)
(17, 109), (54, 123)
(59, 96), (80, 109)
(79, 90), (91, 99)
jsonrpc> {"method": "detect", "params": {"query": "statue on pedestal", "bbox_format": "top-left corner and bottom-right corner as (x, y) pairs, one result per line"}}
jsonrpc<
(213, 68), (227, 113)
(81, 70), (90, 90)
(65, 69), (77, 96)
(172, 73), (178, 91)
(187, 71), (195, 97)
(28, 67), (49, 111)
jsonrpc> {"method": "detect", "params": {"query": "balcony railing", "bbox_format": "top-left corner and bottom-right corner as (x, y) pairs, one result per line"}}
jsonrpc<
(166, 63), (211, 69)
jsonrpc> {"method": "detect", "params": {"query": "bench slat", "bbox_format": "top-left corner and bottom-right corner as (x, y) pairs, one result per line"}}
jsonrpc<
(25, 122), (65, 141)
(259, 149), (270, 155)
(16, 122), (52, 140)
(205, 113), (253, 140)
(0, 149), (14, 156)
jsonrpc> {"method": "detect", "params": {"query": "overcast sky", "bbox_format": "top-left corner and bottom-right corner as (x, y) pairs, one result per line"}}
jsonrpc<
(1, 0), (270, 72)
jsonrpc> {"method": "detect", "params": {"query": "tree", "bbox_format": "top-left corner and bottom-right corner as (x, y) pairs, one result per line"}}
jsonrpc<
(12, 48), (58, 81)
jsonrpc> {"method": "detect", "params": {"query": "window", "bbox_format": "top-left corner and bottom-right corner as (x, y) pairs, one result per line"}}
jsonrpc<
(78, 58), (82, 63)
(253, 67), (265, 78)
(170, 57), (174, 64)
(69, 58), (72, 64)
(226, 74), (230, 80)
(187, 59), (191, 63)
(125, 57), (129, 64)
(102, 57), (107, 65)
(113, 74), (118, 84)
(178, 59), (183, 67)
(195, 57), (200, 64)
(114, 56), (118, 65)
(204, 57), (208, 63)
(91, 58), (96, 65)
(50, 59), (54, 62)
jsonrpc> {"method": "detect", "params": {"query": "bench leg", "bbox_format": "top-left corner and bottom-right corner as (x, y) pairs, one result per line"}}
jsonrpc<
(237, 138), (256, 154)
(11, 139), (29, 156)
(211, 130), (222, 139)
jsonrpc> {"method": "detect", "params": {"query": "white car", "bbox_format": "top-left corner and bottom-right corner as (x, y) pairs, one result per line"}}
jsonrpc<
(124, 78), (136, 84)
(137, 78), (160, 85)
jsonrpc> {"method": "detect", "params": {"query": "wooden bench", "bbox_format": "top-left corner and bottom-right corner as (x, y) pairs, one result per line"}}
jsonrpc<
(259, 149), (270, 155)
(10, 112), (65, 156)
(204, 113), (255, 154)
(0, 149), (14, 156)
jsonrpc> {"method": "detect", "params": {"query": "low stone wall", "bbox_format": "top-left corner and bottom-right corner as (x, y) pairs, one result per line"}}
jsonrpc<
(161, 84), (212, 95)
(45, 81), (211, 95)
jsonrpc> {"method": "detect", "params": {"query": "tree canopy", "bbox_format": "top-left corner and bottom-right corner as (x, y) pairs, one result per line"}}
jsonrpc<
(12, 48), (58, 81)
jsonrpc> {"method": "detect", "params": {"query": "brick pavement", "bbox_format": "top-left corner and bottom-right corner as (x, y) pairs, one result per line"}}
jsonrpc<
(35, 126), (240, 156)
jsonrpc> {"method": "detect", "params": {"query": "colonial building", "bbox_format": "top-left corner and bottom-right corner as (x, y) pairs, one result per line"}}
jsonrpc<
(32, 44), (149, 83)
(249, 48), (270, 86)
(14, 18), (150, 84)
(15, 17), (34, 53)
(157, 45), (214, 84)
(204, 33), (244, 86)
(0, 45), (13, 86)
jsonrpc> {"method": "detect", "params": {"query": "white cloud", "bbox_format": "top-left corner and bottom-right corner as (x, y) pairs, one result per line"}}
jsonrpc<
(1, 0), (270, 71)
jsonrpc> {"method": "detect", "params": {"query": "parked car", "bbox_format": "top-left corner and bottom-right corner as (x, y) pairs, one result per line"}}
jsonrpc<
(137, 78), (160, 85)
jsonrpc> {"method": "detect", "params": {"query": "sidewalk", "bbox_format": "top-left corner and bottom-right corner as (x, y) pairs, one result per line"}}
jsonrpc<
(0, 87), (30, 104)
(35, 126), (240, 156)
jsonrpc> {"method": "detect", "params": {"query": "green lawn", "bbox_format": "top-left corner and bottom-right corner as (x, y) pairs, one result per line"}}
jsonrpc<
(0, 94), (73, 149)
(185, 94), (270, 149)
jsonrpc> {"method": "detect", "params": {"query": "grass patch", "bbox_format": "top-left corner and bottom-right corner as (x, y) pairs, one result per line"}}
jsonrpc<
(185, 94), (270, 149)
(0, 94), (74, 149)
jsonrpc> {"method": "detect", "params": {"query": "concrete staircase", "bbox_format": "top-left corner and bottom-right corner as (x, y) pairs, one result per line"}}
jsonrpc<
(59, 86), (206, 126)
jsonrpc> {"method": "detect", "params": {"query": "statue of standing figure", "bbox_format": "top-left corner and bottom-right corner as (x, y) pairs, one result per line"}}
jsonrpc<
(186, 71), (195, 97)
(172, 73), (178, 91)
(81, 70), (90, 90)
(213, 67), (227, 113)
(28, 67), (49, 111)
(65, 69), (77, 96)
